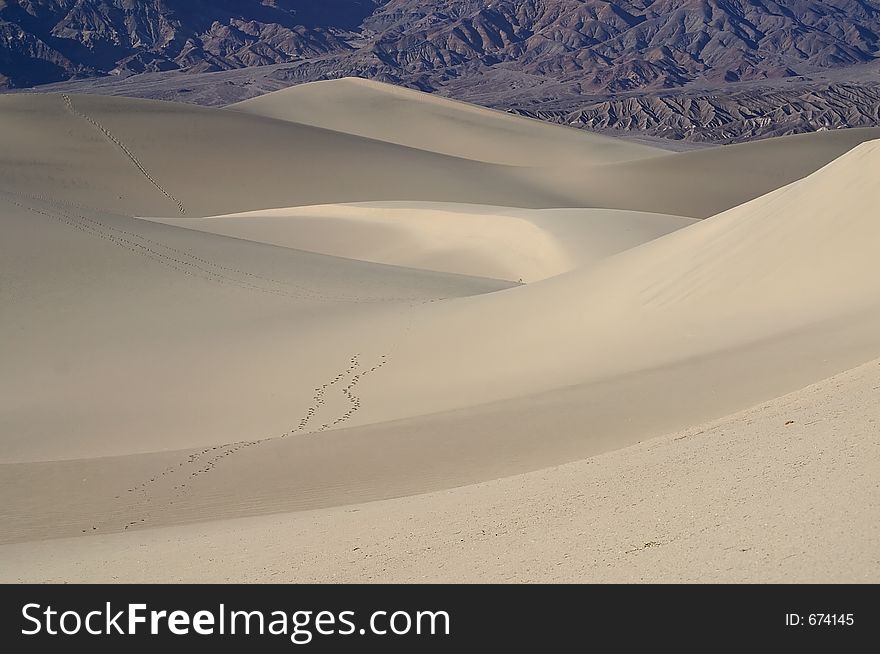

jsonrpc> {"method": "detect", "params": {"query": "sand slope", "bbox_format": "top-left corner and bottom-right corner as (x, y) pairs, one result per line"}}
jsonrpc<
(322, 139), (880, 426)
(4, 358), (877, 583)
(2, 138), (879, 548)
(147, 203), (697, 282)
(538, 126), (880, 217)
(2, 92), (876, 221)
(227, 78), (880, 217)
(1, 84), (879, 582)
(0, 93), (569, 217)
(228, 77), (667, 165)
(0, 190), (517, 464)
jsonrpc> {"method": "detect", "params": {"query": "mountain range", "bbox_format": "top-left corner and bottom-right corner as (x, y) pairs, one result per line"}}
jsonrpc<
(2, 0), (879, 142)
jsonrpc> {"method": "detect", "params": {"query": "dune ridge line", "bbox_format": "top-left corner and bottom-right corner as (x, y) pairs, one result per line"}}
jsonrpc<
(61, 93), (187, 215)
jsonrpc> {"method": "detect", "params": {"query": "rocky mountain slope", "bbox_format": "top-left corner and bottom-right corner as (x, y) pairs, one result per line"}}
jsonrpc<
(4, 0), (879, 90)
(514, 79), (880, 142)
(0, 0), (380, 87)
(2, 1), (880, 143)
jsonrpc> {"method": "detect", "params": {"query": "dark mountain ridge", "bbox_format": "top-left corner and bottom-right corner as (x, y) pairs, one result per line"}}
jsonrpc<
(2, 1), (879, 143)
(3, 1), (879, 90)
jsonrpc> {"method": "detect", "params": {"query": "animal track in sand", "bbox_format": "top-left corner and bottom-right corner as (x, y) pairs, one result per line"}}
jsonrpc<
(115, 353), (389, 531)
(61, 94), (186, 215)
(1, 192), (423, 304)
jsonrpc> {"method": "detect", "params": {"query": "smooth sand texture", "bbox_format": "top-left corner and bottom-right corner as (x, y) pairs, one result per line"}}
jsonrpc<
(1, 80), (879, 582)
(537, 125), (880, 217)
(3, 90), (876, 218)
(147, 203), (698, 282)
(4, 358), (877, 583)
(229, 78), (667, 165)
(0, 93), (568, 217)
(229, 79), (880, 217)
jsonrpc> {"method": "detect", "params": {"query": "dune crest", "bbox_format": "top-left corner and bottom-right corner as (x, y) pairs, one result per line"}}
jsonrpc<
(1, 84), (878, 583)
(229, 77), (667, 165)
(147, 202), (697, 282)
(298, 139), (880, 431)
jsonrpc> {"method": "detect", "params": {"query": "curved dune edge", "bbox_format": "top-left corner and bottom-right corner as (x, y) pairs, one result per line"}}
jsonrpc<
(313, 139), (880, 429)
(227, 77), (668, 166)
(145, 203), (697, 282)
(2, 358), (877, 583)
(2, 83), (880, 578)
(6, 139), (877, 463)
(2, 93), (876, 219)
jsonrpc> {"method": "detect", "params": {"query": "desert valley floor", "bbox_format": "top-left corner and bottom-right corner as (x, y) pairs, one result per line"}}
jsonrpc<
(1, 78), (878, 582)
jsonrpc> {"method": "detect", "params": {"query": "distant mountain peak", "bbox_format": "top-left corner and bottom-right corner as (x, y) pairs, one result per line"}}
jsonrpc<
(2, 0), (878, 90)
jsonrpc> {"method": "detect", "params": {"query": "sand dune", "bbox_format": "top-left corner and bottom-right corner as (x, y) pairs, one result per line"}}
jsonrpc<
(147, 203), (697, 282)
(0, 93), (568, 217)
(3, 136), (878, 548)
(228, 78), (667, 165)
(1, 83), (878, 582)
(4, 358), (877, 583)
(0, 191), (513, 463)
(2, 92), (876, 221)
(538, 126), (880, 217)
(234, 139), (880, 434)
(228, 78), (880, 217)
